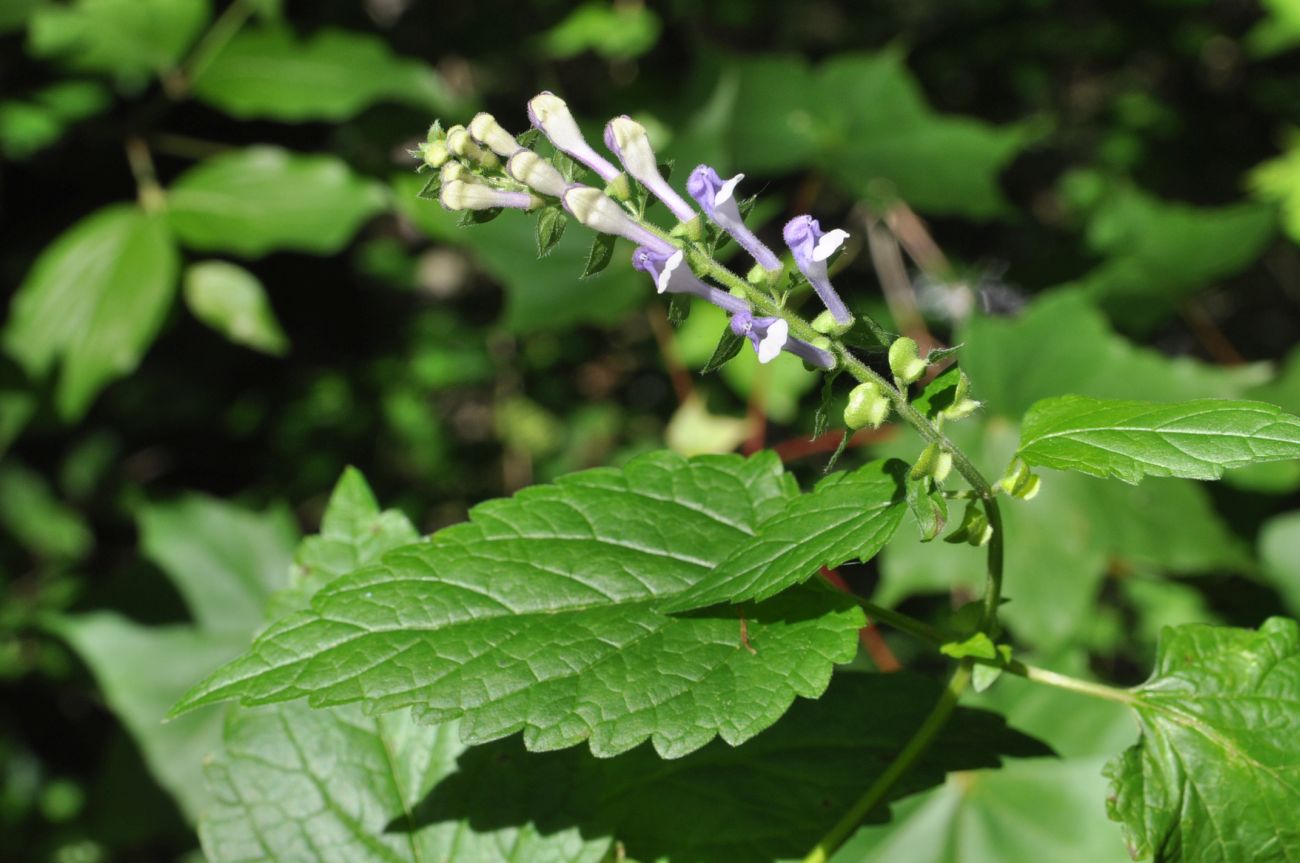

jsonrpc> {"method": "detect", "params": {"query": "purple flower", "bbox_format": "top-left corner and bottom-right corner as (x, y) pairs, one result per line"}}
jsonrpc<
(604, 117), (696, 223)
(528, 92), (621, 183)
(728, 311), (790, 364)
(632, 247), (749, 315)
(562, 185), (676, 256)
(687, 166), (781, 272)
(783, 215), (852, 324)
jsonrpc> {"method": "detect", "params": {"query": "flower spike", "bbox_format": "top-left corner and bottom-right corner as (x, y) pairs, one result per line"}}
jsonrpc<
(440, 179), (541, 212)
(562, 185), (676, 256)
(729, 311), (789, 364)
(506, 149), (568, 197)
(632, 247), (749, 315)
(783, 215), (852, 324)
(604, 116), (696, 223)
(528, 92), (621, 183)
(687, 165), (781, 272)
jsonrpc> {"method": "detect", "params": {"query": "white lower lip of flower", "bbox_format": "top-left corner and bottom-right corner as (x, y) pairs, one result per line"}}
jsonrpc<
(656, 250), (686, 294)
(507, 150), (567, 197)
(717, 173), (745, 207)
(812, 229), (850, 262)
(756, 319), (789, 363)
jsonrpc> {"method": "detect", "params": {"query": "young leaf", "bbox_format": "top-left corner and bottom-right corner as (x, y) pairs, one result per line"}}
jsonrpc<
(191, 27), (458, 121)
(812, 370), (840, 438)
(416, 173), (440, 200)
(168, 147), (387, 258)
(1017, 395), (1300, 484)
(905, 473), (948, 542)
(912, 365), (962, 419)
(663, 459), (908, 612)
(534, 206), (567, 257)
(700, 325), (745, 374)
(171, 452), (867, 759)
(2, 204), (179, 420)
(667, 292), (691, 327)
(183, 261), (290, 355)
(1105, 617), (1300, 863)
(581, 231), (616, 277)
(457, 207), (502, 226)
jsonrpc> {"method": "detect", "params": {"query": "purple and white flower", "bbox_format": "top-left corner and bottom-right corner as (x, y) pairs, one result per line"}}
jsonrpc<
(687, 166), (781, 272)
(604, 116), (696, 223)
(528, 92), (620, 183)
(783, 215), (852, 324)
(728, 311), (790, 364)
(562, 185), (676, 256)
(632, 246), (749, 315)
(440, 179), (541, 212)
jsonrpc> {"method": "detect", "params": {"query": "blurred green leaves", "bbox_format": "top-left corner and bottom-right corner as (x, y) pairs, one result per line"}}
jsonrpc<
(28, 0), (210, 82)
(0, 81), (110, 160)
(537, 1), (661, 61)
(183, 261), (288, 355)
(2, 204), (179, 420)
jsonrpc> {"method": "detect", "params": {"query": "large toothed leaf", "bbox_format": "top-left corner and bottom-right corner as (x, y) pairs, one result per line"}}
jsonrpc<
(1017, 396), (1300, 484)
(415, 672), (1049, 863)
(172, 451), (868, 758)
(1105, 617), (1300, 863)
(664, 459), (908, 612)
(168, 147), (387, 257)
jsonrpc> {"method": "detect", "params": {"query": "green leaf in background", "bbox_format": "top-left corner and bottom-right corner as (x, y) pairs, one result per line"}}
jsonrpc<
(665, 459), (908, 611)
(172, 452), (869, 759)
(730, 50), (1036, 218)
(182, 260), (289, 355)
(27, 0), (210, 80)
(168, 147), (387, 257)
(1106, 617), (1300, 863)
(395, 173), (645, 331)
(1248, 1), (1300, 58)
(0, 0), (40, 33)
(1017, 395), (1300, 484)
(0, 80), (111, 160)
(1260, 512), (1300, 618)
(1060, 173), (1275, 330)
(191, 27), (458, 121)
(536, 1), (662, 61)
(268, 466), (419, 617)
(0, 460), (93, 562)
(138, 494), (298, 633)
(202, 705), (610, 863)
(1251, 132), (1300, 246)
(2, 204), (179, 420)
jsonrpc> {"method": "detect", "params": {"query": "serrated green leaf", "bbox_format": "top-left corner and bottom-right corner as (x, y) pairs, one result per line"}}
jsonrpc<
(905, 474), (948, 542)
(912, 365), (963, 419)
(535, 207), (567, 257)
(416, 172), (441, 200)
(417, 671), (1047, 863)
(664, 459), (908, 611)
(667, 292), (691, 327)
(139, 494), (298, 633)
(700, 325), (744, 374)
(191, 26), (456, 121)
(582, 231), (616, 277)
(168, 147), (387, 257)
(28, 0), (210, 80)
(183, 260), (289, 355)
(1106, 618), (1300, 863)
(172, 451), (868, 759)
(203, 706), (609, 863)
(2, 203), (178, 420)
(1017, 395), (1300, 484)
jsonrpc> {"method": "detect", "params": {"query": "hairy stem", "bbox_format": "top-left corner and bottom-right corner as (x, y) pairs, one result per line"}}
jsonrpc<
(800, 661), (973, 863)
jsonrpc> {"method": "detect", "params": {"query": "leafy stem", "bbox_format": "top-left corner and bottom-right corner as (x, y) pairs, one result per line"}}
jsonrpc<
(800, 660), (974, 863)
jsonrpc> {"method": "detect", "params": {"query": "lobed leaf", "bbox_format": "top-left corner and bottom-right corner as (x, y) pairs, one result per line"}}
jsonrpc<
(1017, 395), (1300, 484)
(172, 452), (868, 759)
(664, 459), (908, 611)
(1106, 617), (1300, 863)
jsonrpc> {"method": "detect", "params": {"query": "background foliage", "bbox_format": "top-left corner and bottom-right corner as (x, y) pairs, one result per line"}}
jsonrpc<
(3, 0), (1300, 860)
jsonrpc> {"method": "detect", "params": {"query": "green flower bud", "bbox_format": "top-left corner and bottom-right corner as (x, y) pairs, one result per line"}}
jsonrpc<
(941, 397), (981, 422)
(1015, 474), (1041, 500)
(440, 161), (470, 184)
(420, 139), (449, 169)
(844, 382), (890, 430)
(909, 441), (952, 483)
(812, 309), (854, 337)
(888, 336), (927, 385)
(996, 457), (1040, 499)
(446, 125), (499, 170)
(945, 502), (992, 546)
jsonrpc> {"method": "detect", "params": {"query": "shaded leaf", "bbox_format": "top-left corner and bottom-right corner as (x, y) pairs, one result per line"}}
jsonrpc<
(582, 231), (616, 277)
(1017, 395), (1300, 484)
(183, 260), (289, 355)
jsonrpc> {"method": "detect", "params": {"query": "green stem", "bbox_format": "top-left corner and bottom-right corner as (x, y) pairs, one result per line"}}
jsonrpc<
(800, 661), (973, 863)
(168, 0), (254, 97)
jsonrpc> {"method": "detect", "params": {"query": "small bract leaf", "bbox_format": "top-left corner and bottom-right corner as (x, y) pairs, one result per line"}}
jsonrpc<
(535, 206), (567, 257)
(581, 231), (616, 277)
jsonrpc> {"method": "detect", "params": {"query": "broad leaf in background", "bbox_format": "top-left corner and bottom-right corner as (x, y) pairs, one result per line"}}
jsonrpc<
(1106, 618), (1300, 863)
(395, 173), (645, 331)
(1248, 0), (1300, 55)
(1017, 396), (1300, 484)
(172, 452), (869, 759)
(1232, 346), (1300, 492)
(537, 1), (662, 61)
(417, 673), (1048, 863)
(183, 260), (289, 355)
(191, 27), (457, 121)
(1260, 512), (1300, 618)
(730, 50), (1035, 218)
(0, 461), (93, 562)
(168, 147), (387, 257)
(27, 0), (210, 81)
(138, 494), (298, 633)
(202, 706), (611, 863)
(0, 80), (111, 160)
(1059, 172), (1274, 330)
(666, 459), (908, 611)
(2, 204), (179, 420)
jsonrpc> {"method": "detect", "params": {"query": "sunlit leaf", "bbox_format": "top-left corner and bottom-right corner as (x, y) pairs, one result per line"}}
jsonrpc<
(183, 260), (289, 355)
